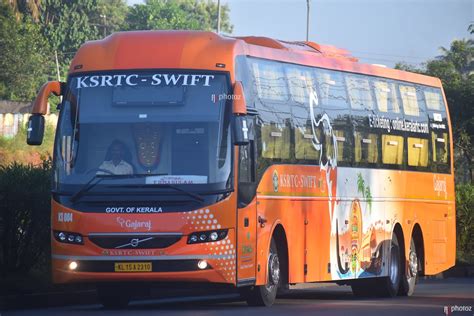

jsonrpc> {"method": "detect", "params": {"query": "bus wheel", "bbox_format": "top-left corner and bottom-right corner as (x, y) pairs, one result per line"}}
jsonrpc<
(399, 238), (418, 296)
(245, 238), (280, 307)
(97, 284), (130, 309)
(376, 233), (401, 297)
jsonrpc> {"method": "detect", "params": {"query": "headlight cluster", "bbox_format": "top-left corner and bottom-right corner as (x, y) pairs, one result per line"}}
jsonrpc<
(54, 231), (84, 245)
(187, 229), (228, 244)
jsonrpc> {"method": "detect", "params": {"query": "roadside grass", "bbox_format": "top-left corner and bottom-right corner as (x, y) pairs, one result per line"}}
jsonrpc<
(0, 124), (55, 165)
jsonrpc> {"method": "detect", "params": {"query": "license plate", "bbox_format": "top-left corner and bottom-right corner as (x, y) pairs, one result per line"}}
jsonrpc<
(114, 262), (152, 272)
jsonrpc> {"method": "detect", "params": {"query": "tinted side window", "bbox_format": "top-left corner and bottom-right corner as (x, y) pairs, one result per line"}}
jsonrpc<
(431, 131), (449, 172)
(295, 124), (320, 160)
(407, 137), (429, 167)
(261, 121), (291, 159)
(315, 69), (348, 109)
(354, 132), (379, 164)
(423, 88), (443, 111)
(382, 135), (404, 165)
(286, 65), (315, 105)
(334, 130), (352, 163)
(421, 86), (451, 173)
(346, 74), (374, 111)
(399, 84), (420, 117)
(373, 80), (400, 114)
(251, 59), (289, 102)
(249, 58), (293, 181)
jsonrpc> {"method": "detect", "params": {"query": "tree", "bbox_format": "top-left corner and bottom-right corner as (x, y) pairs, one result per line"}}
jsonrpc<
(397, 39), (474, 183)
(96, 0), (128, 35)
(436, 40), (474, 79)
(125, 0), (233, 33)
(0, 2), (53, 101)
(4, 0), (41, 21)
(39, 0), (102, 73)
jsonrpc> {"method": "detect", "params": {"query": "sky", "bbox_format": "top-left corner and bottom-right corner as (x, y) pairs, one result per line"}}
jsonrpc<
(126, 0), (473, 67)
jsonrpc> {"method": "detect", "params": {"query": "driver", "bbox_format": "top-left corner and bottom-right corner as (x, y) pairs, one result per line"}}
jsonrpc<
(98, 140), (133, 175)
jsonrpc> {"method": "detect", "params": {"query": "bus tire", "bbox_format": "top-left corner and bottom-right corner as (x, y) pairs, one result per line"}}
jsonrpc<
(376, 233), (401, 297)
(245, 238), (280, 307)
(399, 238), (418, 296)
(97, 284), (130, 309)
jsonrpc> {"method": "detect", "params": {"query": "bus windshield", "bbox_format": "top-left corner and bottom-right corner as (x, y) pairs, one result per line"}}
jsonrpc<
(53, 70), (232, 195)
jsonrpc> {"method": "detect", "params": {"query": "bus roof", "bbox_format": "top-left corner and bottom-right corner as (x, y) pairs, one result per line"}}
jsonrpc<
(69, 30), (441, 88)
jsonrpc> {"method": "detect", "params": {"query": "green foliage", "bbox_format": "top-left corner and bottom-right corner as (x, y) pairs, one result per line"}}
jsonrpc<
(356, 173), (372, 212)
(126, 0), (233, 33)
(396, 39), (474, 183)
(357, 173), (365, 195)
(0, 2), (53, 101)
(0, 122), (55, 166)
(39, 0), (103, 72)
(455, 183), (474, 264)
(0, 161), (52, 276)
(96, 0), (129, 34)
(365, 186), (372, 210)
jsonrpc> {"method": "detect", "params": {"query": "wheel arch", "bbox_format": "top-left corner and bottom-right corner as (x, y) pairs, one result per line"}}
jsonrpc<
(411, 223), (425, 276)
(392, 223), (406, 274)
(271, 223), (289, 288)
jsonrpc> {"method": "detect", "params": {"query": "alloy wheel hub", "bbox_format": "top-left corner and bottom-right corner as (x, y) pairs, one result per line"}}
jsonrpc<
(268, 253), (280, 286)
(409, 250), (418, 277)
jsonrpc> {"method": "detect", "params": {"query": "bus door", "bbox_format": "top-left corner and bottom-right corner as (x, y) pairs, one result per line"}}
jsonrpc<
(236, 115), (258, 285)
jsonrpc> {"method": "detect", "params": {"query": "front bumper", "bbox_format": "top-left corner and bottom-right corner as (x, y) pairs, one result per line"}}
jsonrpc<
(52, 229), (237, 285)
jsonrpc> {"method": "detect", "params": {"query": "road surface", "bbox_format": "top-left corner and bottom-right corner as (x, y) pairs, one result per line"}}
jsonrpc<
(3, 278), (473, 316)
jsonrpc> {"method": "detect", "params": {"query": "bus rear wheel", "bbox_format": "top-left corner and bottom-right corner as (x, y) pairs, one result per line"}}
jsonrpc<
(351, 233), (401, 298)
(377, 233), (401, 297)
(97, 284), (131, 309)
(399, 238), (418, 296)
(244, 238), (280, 307)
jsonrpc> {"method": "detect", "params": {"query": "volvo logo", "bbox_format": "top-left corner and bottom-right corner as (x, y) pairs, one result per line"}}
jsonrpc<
(130, 238), (140, 248)
(115, 236), (154, 249)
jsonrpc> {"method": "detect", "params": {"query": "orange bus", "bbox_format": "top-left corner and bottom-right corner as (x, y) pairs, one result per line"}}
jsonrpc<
(27, 31), (455, 307)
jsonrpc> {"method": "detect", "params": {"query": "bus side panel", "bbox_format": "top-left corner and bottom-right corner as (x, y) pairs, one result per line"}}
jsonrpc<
(331, 168), (405, 281)
(254, 196), (306, 285)
(237, 199), (257, 283)
(405, 172), (455, 275)
(304, 199), (332, 282)
(255, 165), (324, 286)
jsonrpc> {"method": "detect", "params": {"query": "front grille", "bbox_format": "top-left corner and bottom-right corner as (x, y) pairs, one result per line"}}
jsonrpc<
(89, 234), (182, 249)
(76, 260), (210, 272)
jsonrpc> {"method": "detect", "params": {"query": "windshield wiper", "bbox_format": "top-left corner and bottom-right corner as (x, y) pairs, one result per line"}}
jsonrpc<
(69, 173), (167, 203)
(198, 188), (234, 195)
(130, 183), (205, 203)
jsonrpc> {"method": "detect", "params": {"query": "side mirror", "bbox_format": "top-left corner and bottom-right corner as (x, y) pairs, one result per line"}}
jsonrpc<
(27, 114), (45, 145)
(233, 81), (247, 115)
(27, 81), (62, 146)
(32, 81), (63, 115)
(233, 115), (249, 146)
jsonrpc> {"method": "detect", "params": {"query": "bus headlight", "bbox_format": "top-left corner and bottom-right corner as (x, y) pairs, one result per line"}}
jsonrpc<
(54, 231), (84, 245)
(58, 232), (67, 242)
(197, 260), (208, 270)
(187, 229), (228, 244)
(69, 261), (78, 270)
(209, 232), (219, 241)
